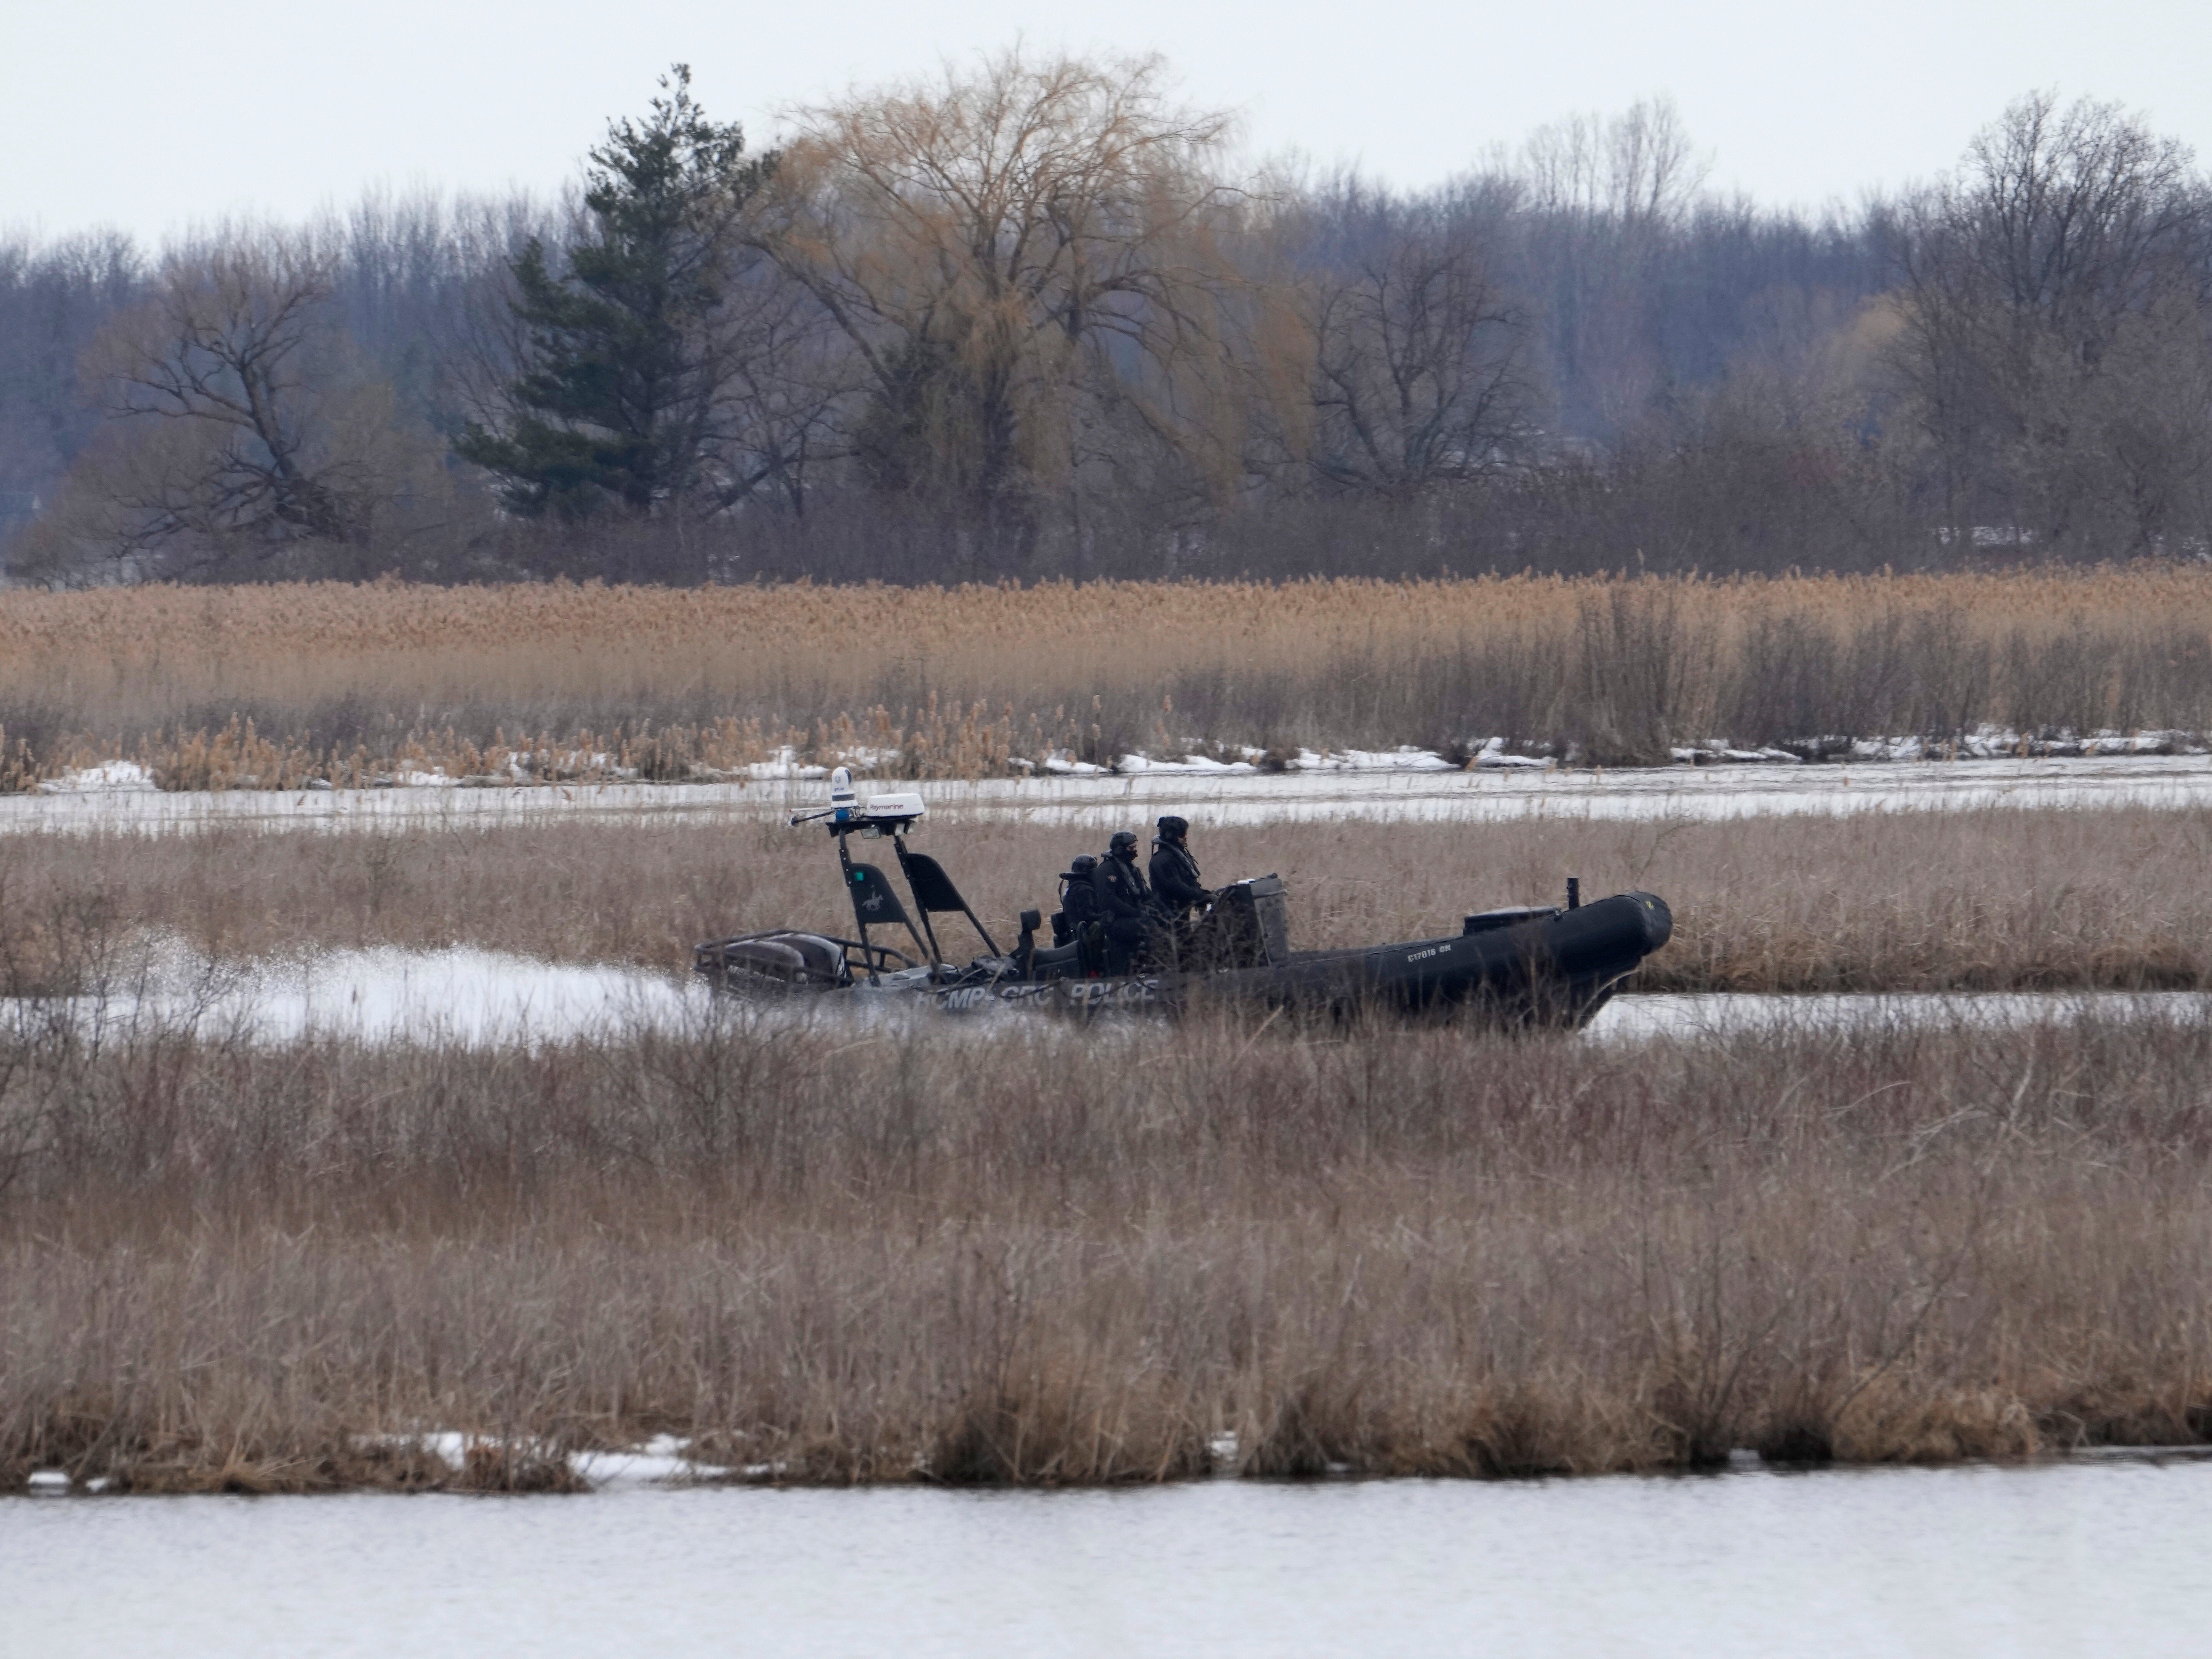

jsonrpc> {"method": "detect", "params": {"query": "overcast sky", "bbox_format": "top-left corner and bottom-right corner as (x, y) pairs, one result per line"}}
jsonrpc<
(7, 0), (2209, 243)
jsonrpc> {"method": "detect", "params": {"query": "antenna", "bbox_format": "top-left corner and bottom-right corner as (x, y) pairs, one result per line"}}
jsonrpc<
(791, 765), (871, 829)
(786, 769), (937, 978)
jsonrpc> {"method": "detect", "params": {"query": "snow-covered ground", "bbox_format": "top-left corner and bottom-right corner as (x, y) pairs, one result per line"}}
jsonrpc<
(354, 1432), (740, 1489)
(9, 750), (2212, 838)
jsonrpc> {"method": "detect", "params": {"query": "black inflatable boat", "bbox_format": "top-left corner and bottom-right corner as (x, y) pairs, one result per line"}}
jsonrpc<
(694, 774), (1671, 1028)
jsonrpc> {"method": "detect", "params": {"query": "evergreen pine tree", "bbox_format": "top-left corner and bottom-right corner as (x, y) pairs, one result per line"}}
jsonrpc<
(456, 67), (773, 517)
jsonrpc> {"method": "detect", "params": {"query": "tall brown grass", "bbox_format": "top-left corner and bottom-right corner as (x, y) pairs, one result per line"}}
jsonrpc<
(7, 805), (2212, 993)
(5, 1002), (2210, 1491)
(10, 570), (2212, 783)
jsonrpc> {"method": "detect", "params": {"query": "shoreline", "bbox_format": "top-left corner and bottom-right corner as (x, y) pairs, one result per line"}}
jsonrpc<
(22, 1436), (2212, 1500)
(8, 748), (2212, 838)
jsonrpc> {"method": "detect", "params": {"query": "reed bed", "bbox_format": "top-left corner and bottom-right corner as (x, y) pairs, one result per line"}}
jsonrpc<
(4, 1002), (2210, 1491)
(11, 569), (2212, 783)
(6, 805), (2212, 994)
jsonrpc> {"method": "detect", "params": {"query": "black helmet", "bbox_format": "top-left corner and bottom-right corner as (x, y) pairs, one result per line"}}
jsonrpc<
(1067, 853), (1097, 874)
(1156, 815), (1189, 840)
(1108, 830), (1140, 856)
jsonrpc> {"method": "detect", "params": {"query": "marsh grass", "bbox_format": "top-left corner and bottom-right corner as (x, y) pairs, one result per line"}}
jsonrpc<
(5, 804), (2211, 993)
(10, 794), (2211, 1492)
(12, 570), (2212, 783)
(4, 998), (2210, 1492)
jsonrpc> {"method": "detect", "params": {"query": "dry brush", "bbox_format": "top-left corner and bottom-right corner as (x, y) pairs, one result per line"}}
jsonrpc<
(6, 804), (2211, 994)
(3, 1003), (2210, 1490)
(11, 569), (2212, 784)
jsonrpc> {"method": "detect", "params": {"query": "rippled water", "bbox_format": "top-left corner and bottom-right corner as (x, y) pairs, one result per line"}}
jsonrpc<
(7, 1460), (2209, 1657)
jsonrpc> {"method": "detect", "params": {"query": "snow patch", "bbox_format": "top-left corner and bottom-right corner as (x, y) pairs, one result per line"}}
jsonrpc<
(1040, 750), (1107, 776)
(744, 746), (831, 781)
(1174, 754), (1257, 774)
(37, 760), (156, 794)
(574, 1434), (734, 1487)
(1470, 738), (1548, 770)
(1671, 745), (1802, 766)
(357, 1431), (732, 1488)
(1113, 753), (1258, 775)
(1313, 747), (1457, 772)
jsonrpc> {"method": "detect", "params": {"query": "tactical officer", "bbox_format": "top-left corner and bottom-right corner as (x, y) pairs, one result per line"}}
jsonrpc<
(1148, 815), (1209, 920)
(1092, 829), (1154, 970)
(1053, 853), (1103, 945)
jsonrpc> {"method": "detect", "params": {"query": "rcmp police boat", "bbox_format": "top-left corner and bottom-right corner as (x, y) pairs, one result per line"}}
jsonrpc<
(693, 770), (1672, 1027)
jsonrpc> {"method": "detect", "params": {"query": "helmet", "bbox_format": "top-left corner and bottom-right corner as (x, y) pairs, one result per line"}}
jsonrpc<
(1067, 854), (1097, 874)
(1108, 830), (1140, 856)
(1156, 815), (1189, 840)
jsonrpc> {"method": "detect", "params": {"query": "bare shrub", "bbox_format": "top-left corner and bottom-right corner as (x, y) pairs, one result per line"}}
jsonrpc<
(4, 1006), (2212, 1489)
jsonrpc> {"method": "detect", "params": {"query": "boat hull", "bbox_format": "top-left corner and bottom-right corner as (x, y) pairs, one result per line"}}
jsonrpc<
(696, 891), (1672, 1029)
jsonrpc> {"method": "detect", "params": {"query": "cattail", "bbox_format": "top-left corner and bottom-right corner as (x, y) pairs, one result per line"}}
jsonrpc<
(2, 571), (2211, 787)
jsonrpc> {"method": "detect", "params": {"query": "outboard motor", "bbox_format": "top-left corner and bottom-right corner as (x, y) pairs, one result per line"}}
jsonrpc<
(695, 930), (853, 993)
(1183, 874), (1290, 970)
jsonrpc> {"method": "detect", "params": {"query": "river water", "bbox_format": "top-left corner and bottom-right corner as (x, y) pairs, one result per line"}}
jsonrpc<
(9, 752), (2212, 837)
(43, 942), (2212, 1049)
(31, 944), (2212, 1049)
(7, 1459), (2209, 1656)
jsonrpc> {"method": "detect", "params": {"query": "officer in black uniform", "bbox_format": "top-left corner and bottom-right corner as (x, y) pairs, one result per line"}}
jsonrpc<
(1053, 853), (1103, 945)
(1093, 829), (1154, 972)
(1148, 815), (1209, 920)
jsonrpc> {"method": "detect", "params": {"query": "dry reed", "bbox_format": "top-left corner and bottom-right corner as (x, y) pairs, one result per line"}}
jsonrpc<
(10, 570), (2212, 783)
(4, 1002), (2210, 1491)
(5, 805), (2211, 993)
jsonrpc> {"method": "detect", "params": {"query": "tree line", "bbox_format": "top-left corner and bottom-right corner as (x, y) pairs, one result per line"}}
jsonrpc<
(3, 53), (2208, 586)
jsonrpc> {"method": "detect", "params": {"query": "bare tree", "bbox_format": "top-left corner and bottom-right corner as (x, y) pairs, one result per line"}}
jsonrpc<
(1515, 96), (1709, 434)
(1891, 91), (2210, 547)
(1302, 177), (1533, 492)
(14, 232), (449, 581)
(1521, 96), (1705, 229)
(707, 265), (863, 514)
(748, 50), (1248, 550)
(107, 239), (366, 544)
(0, 231), (144, 540)
(2093, 292), (2212, 549)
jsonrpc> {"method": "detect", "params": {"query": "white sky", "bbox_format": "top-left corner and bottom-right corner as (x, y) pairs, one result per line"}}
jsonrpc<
(7, 0), (2209, 243)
